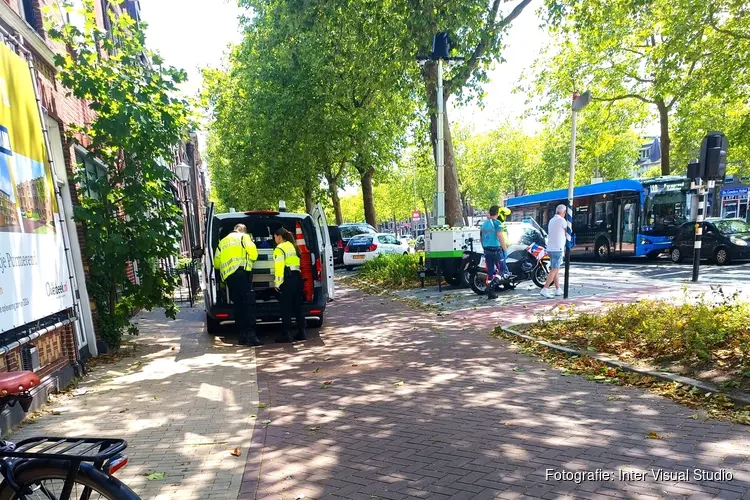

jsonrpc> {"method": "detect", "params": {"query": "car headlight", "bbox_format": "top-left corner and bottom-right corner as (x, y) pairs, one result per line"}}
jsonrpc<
(730, 236), (748, 246)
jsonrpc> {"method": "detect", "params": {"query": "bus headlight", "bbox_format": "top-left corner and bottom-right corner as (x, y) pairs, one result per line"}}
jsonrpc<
(640, 238), (653, 246)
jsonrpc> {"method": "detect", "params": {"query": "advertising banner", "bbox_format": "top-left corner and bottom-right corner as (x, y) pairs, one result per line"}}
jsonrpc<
(0, 43), (73, 333)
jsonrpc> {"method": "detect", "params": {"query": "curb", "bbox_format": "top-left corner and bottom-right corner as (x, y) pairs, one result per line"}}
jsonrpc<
(499, 325), (750, 407)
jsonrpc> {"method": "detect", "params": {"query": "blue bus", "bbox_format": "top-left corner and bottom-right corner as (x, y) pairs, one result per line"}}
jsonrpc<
(505, 176), (690, 261)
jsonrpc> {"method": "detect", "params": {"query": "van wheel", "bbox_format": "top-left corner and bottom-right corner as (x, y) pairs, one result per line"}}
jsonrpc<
(595, 239), (611, 263)
(206, 314), (221, 335)
(308, 315), (324, 328)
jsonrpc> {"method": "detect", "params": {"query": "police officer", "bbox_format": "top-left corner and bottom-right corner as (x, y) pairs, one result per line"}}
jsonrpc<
(213, 223), (262, 346)
(272, 227), (306, 343)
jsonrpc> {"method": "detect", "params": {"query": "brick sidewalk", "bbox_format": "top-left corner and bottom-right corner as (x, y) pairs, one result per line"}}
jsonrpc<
(11, 307), (258, 500)
(241, 287), (750, 500)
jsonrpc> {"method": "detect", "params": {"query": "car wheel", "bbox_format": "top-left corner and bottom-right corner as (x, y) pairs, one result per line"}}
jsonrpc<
(206, 314), (221, 335)
(670, 247), (683, 263)
(469, 271), (487, 295)
(595, 238), (611, 263)
(715, 247), (730, 265)
(345, 266), (354, 271)
(403, 252), (408, 256)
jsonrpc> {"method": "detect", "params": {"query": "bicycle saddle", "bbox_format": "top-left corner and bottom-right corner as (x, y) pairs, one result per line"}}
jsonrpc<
(0, 371), (41, 396)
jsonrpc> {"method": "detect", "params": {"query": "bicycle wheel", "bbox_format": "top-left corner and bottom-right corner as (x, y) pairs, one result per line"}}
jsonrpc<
(0, 462), (139, 500)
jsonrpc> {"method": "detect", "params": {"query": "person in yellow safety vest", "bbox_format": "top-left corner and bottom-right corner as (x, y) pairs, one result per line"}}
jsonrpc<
(272, 227), (306, 343)
(213, 223), (262, 346)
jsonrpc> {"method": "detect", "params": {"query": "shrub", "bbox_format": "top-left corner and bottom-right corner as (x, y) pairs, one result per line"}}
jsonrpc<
(529, 294), (750, 369)
(357, 254), (424, 289)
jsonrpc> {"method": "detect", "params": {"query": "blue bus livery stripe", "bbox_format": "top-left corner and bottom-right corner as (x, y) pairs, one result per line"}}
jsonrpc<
(506, 179), (645, 208)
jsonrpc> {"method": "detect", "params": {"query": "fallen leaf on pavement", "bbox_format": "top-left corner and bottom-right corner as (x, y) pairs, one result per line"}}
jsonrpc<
(606, 396), (621, 401)
(512, 367), (525, 372)
(308, 426), (320, 431)
(351, 364), (358, 367)
(574, 399), (584, 404)
(146, 473), (165, 481)
(324, 357), (332, 361)
(119, 408), (128, 413)
(230, 448), (241, 457)
(313, 367), (320, 373)
(338, 407), (346, 411)
(294, 495), (306, 500)
(647, 431), (664, 440)
(323, 380), (333, 385)
(688, 413), (700, 419)
(393, 381), (404, 387)
(258, 403), (267, 408)
(320, 385), (329, 389)
(249, 414), (256, 418)
(261, 420), (271, 424)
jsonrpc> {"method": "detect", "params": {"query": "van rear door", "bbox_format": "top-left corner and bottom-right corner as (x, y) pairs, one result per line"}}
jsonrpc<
(203, 202), (216, 309)
(311, 204), (334, 300)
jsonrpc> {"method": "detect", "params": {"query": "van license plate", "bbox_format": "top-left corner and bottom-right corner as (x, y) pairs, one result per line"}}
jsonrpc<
(353, 255), (365, 260)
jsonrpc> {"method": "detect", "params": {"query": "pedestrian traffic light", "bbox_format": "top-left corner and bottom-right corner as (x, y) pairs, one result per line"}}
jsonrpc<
(431, 32), (451, 60)
(687, 161), (701, 180)
(699, 132), (728, 181)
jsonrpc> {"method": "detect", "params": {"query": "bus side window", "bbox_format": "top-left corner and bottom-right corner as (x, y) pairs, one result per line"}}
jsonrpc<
(606, 201), (614, 229)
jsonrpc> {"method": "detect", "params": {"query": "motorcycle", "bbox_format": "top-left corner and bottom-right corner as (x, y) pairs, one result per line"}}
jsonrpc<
(466, 244), (550, 295)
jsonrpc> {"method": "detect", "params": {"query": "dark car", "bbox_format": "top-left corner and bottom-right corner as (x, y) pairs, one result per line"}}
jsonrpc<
(670, 218), (750, 265)
(328, 223), (377, 266)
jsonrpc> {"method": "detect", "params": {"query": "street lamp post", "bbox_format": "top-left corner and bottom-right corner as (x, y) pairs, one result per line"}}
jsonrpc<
(563, 91), (591, 299)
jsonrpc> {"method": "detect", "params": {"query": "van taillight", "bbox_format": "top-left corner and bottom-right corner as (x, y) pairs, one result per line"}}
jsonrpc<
(316, 258), (322, 280)
(337, 240), (344, 249)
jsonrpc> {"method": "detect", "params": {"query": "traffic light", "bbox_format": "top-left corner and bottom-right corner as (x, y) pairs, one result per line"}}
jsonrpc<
(687, 161), (701, 179)
(699, 132), (728, 181)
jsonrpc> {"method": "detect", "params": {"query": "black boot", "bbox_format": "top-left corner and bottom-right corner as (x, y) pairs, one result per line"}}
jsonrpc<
(294, 330), (307, 341)
(275, 331), (293, 343)
(241, 331), (263, 346)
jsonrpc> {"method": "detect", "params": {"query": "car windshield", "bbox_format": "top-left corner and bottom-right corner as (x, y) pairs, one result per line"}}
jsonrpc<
(341, 226), (375, 238)
(713, 219), (750, 234)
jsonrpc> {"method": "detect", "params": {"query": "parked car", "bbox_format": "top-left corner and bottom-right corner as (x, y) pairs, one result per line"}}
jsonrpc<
(670, 218), (750, 265)
(399, 235), (416, 253)
(203, 204), (334, 334)
(328, 223), (377, 266)
(343, 233), (411, 270)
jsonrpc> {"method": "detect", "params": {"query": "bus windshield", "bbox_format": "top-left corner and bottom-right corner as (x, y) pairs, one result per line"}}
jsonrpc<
(644, 191), (687, 227)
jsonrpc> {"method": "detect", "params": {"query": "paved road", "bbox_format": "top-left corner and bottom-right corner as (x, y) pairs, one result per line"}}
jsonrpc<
(240, 285), (750, 500)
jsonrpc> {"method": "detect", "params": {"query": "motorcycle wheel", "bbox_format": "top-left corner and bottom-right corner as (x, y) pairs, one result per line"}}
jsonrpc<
(532, 262), (549, 288)
(469, 271), (488, 295)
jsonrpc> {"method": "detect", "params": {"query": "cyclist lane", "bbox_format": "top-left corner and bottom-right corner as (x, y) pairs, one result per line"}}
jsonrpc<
(240, 286), (750, 500)
(10, 306), (259, 500)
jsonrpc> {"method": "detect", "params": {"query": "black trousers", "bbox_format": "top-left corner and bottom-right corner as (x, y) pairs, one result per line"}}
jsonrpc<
(226, 269), (256, 334)
(280, 270), (305, 334)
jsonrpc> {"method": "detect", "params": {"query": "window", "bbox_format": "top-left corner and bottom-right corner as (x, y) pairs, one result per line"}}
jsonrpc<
(19, 0), (38, 30)
(75, 149), (107, 199)
(377, 235), (389, 244)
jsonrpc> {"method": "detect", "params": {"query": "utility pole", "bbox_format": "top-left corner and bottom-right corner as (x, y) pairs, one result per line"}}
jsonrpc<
(563, 91), (591, 299)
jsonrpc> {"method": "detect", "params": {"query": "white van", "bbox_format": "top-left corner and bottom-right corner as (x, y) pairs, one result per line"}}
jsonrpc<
(202, 203), (334, 334)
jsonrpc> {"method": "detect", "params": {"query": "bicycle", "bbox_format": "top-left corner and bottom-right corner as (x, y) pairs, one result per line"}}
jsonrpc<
(0, 371), (140, 499)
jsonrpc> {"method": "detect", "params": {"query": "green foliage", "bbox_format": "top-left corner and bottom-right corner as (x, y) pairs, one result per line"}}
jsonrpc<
(357, 254), (424, 289)
(528, 295), (750, 369)
(49, 1), (191, 349)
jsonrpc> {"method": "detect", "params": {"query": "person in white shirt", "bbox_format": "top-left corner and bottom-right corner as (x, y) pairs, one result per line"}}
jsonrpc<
(541, 204), (568, 298)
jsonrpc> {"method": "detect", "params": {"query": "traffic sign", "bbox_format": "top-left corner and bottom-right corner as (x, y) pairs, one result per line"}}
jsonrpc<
(412, 210), (421, 221)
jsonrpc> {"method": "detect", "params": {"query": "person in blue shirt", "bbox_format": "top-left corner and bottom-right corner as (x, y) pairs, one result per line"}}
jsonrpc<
(480, 205), (510, 299)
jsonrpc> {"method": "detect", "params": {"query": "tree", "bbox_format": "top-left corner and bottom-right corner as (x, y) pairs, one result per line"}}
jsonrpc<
(540, 0), (743, 175)
(407, 0), (534, 225)
(49, 1), (191, 349)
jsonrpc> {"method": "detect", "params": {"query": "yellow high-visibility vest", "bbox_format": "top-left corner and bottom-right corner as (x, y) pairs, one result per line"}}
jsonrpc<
(213, 232), (258, 281)
(273, 240), (300, 287)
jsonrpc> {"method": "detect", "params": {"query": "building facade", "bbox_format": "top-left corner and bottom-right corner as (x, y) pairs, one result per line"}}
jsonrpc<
(0, 0), (148, 432)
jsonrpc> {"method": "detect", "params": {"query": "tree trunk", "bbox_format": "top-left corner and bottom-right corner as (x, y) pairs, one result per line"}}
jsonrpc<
(360, 166), (377, 227)
(656, 99), (671, 176)
(326, 174), (343, 225)
(425, 64), (463, 227)
(303, 183), (314, 214)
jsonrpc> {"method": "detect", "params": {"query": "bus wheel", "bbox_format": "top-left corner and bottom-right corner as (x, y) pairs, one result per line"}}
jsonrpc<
(595, 239), (611, 263)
